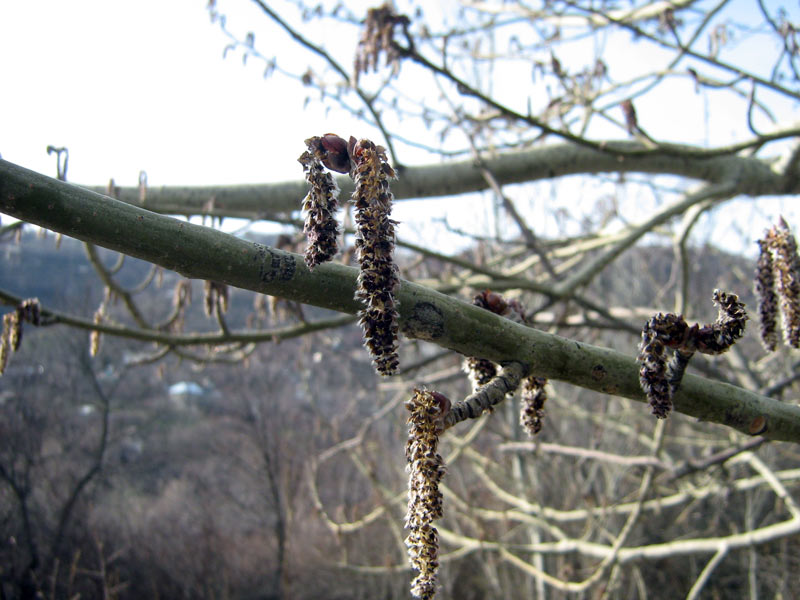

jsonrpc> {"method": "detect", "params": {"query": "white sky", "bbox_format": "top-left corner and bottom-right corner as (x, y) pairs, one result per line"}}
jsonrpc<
(0, 0), (359, 186)
(1, 0), (799, 255)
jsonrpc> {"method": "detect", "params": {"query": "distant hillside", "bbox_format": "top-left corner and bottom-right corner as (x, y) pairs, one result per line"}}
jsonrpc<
(0, 228), (284, 316)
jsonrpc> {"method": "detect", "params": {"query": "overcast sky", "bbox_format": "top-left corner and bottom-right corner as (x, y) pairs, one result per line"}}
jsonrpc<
(0, 0), (386, 186)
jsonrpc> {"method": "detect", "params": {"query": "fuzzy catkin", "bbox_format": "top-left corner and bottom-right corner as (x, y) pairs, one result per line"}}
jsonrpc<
(90, 306), (104, 357)
(520, 376), (548, 436)
(638, 322), (673, 418)
(464, 291), (548, 430)
(298, 145), (341, 269)
(768, 220), (800, 347)
(405, 389), (447, 600)
(755, 238), (779, 351)
(353, 5), (408, 83)
(695, 289), (747, 354)
(351, 139), (400, 376)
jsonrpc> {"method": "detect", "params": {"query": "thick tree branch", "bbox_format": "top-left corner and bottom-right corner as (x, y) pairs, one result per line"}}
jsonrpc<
(81, 140), (794, 218)
(3, 159), (800, 442)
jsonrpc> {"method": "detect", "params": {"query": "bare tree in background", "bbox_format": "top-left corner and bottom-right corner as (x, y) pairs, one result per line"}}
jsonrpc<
(3, 1), (800, 597)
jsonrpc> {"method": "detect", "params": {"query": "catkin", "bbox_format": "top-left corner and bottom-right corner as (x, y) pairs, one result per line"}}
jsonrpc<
(405, 389), (447, 599)
(298, 141), (342, 269)
(351, 139), (400, 376)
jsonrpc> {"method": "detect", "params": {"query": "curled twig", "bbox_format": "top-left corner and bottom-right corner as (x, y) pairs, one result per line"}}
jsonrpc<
(638, 289), (747, 418)
(444, 361), (528, 429)
(462, 290), (548, 433)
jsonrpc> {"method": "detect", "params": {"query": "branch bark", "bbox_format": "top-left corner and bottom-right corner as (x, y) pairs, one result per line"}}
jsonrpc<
(3, 159), (800, 442)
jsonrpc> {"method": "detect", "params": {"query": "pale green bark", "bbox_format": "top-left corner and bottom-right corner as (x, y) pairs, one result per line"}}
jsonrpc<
(84, 141), (792, 218)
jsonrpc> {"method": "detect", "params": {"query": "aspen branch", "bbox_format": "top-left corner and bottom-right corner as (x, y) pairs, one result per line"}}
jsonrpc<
(3, 159), (800, 442)
(79, 140), (797, 218)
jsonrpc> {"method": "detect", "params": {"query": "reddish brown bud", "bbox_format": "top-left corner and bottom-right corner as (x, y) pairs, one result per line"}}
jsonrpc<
(749, 415), (767, 435)
(473, 290), (508, 315)
(318, 133), (353, 174)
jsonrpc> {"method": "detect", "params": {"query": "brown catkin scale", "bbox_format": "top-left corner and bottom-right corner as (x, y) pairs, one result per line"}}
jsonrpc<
(755, 238), (779, 351)
(749, 415), (767, 435)
(405, 388), (447, 600)
(520, 376), (548, 436)
(298, 138), (343, 269)
(351, 139), (400, 376)
(472, 289), (525, 322)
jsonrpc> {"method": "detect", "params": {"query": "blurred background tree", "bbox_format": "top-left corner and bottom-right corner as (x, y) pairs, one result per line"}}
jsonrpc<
(2, 1), (800, 598)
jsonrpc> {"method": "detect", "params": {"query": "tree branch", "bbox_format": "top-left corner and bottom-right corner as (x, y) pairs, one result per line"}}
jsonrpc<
(3, 159), (800, 442)
(79, 140), (795, 218)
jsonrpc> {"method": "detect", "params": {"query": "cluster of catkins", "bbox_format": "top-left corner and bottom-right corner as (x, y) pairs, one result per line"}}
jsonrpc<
(638, 289), (747, 418)
(755, 217), (800, 351)
(404, 388), (449, 600)
(204, 280), (229, 318)
(299, 134), (400, 375)
(464, 290), (548, 436)
(0, 298), (42, 375)
(353, 4), (409, 83)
